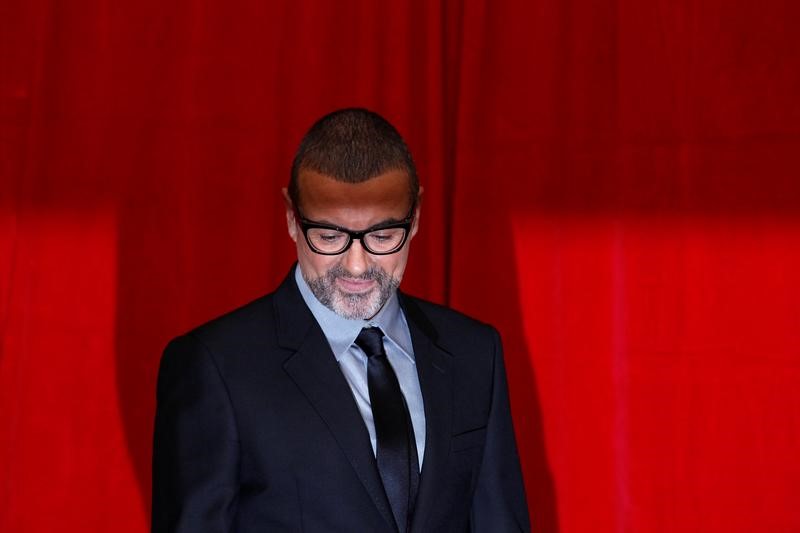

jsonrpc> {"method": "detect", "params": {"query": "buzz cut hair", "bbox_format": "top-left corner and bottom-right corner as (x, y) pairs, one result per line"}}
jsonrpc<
(289, 108), (419, 207)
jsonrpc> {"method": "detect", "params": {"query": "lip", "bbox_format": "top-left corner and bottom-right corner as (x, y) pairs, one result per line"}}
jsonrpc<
(335, 277), (376, 294)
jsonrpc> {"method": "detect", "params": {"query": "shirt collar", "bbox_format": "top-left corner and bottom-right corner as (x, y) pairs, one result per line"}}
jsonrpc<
(294, 264), (414, 362)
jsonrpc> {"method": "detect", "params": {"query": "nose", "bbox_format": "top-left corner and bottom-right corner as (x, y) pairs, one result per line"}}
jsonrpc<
(341, 238), (370, 276)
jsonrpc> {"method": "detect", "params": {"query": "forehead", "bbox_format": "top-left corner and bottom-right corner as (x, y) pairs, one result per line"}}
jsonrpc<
(297, 169), (412, 226)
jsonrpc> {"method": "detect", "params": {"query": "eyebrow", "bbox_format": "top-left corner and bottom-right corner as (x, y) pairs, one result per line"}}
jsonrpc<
(303, 215), (408, 231)
(297, 204), (414, 231)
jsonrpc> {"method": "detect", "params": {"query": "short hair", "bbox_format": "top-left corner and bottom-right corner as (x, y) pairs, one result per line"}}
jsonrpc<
(289, 108), (419, 207)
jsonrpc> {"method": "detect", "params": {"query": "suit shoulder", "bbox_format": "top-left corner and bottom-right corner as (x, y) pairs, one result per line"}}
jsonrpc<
(401, 293), (495, 330)
(400, 293), (499, 348)
(168, 292), (279, 355)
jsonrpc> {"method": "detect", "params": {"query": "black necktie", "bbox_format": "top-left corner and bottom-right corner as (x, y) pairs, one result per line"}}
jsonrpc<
(355, 326), (419, 532)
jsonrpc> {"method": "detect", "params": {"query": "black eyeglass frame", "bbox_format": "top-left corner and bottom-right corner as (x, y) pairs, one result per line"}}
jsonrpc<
(295, 203), (416, 256)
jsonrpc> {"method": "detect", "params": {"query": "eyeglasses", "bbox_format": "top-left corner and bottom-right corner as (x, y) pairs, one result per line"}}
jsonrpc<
(295, 204), (415, 255)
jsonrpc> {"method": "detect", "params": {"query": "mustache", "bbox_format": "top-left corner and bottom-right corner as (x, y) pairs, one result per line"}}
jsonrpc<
(326, 264), (387, 281)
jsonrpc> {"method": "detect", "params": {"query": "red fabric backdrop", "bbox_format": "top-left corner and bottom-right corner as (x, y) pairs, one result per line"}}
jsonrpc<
(2, 1), (799, 531)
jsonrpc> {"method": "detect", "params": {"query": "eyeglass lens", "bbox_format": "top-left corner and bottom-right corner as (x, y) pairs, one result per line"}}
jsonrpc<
(307, 227), (406, 254)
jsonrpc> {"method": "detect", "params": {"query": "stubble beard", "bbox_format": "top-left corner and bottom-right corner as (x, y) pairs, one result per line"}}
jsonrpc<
(305, 264), (400, 320)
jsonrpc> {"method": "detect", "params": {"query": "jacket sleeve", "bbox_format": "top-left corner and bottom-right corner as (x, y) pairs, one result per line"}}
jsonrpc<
(152, 334), (239, 533)
(470, 328), (531, 532)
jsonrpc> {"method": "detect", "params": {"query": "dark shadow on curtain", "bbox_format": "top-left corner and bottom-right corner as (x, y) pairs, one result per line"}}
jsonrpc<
(449, 202), (561, 532)
(113, 154), (289, 518)
(497, 208), (559, 533)
(113, 178), (179, 519)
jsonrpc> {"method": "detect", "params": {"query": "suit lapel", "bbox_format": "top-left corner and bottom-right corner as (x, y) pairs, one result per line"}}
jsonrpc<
(273, 271), (397, 531)
(400, 295), (454, 533)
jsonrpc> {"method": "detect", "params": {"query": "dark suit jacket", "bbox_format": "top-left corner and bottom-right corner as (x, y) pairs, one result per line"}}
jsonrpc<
(152, 269), (530, 532)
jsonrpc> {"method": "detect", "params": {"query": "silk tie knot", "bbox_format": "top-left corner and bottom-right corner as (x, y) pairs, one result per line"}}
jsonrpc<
(355, 326), (386, 358)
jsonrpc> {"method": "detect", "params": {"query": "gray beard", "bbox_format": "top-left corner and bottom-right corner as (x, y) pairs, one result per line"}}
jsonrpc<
(304, 264), (400, 320)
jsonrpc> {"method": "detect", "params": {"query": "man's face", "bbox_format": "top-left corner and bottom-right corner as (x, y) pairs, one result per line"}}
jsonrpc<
(283, 169), (420, 320)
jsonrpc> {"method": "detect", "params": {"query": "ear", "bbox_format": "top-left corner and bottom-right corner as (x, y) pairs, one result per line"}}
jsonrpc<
(281, 187), (298, 243)
(409, 186), (423, 239)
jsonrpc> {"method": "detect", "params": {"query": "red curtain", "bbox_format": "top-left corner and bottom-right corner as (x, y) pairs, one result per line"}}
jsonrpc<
(2, 1), (799, 531)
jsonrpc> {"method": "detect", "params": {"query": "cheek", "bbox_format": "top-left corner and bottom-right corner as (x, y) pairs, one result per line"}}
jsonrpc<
(382, 250), (411, 278)
(297, 242), (338, 275)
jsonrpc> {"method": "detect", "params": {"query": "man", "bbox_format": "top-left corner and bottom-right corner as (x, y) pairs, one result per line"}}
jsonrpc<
(152, 108), (530, 532)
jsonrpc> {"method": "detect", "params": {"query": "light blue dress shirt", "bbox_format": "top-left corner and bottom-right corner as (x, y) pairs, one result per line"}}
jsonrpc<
(294, 265), (426, 467)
